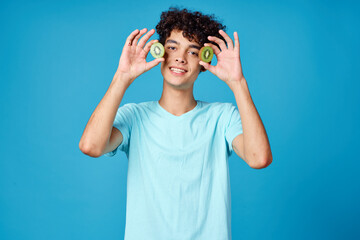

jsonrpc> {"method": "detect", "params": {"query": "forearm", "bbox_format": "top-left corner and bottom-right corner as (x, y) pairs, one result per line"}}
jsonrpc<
(79, 72), (130, 156)
(230, 78), (272, 167)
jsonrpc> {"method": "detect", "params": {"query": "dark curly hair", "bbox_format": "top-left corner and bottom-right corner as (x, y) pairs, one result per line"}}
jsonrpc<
(156, 7), (226, 49)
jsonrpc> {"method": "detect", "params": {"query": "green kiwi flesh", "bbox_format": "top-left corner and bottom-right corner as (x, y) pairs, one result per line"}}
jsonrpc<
(150, 42), (165, 58)
(199, 46), (213, 63)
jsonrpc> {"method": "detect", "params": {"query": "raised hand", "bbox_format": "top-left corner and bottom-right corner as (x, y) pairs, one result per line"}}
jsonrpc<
(116, 28), (164, 86)
(199, 30), (245, 88)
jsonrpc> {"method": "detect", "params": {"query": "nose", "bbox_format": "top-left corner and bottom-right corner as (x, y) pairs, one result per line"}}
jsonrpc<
(175, 54), (187, 64)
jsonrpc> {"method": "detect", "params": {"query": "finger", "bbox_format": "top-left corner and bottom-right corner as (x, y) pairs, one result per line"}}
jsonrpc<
(125, 29), (140, 47)
(138, 29), (156, 48)
(145, 58), (164, 71)
(219, 30), (234, 49)
(204, 42), (221, 56)
(234, 31), (240, 51)
(199, 61), (216, 75)
(141, 39), (159, 58)
(132, 28), (147, 46)
(208, 35), (227, 51)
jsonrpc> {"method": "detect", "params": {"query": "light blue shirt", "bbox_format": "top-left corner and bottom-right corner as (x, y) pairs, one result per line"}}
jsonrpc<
(105, 100), (243, 240)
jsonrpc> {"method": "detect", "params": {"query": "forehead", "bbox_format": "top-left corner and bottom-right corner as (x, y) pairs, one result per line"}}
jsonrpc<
(165, 30), (200, 46)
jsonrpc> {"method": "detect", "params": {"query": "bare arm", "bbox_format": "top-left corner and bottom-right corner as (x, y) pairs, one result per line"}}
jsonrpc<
(79, 28), (164, 157)
(200, 30), (272, 168)
(79, 75), (129, 157)
(103, 124), (124, 156)
(231, 79), (272, 169)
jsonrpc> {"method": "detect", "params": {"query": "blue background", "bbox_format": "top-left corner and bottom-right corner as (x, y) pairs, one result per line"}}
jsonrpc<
(1, 0), (359, 239)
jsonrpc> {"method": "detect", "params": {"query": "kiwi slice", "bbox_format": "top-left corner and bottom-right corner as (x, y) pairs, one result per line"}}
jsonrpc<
(199, 46), (213, 63)
(150, 42), (165, 58)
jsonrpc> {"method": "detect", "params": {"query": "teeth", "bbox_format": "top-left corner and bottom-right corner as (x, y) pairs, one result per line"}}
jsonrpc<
(171, 68), (186, 73)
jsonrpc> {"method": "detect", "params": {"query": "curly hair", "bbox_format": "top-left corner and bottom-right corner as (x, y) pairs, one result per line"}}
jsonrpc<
(156, 7), (226, 49)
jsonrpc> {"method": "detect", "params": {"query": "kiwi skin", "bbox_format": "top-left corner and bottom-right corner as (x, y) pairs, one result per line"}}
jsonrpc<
(199, 46), (213, 63)
(150, 42), (165, 58)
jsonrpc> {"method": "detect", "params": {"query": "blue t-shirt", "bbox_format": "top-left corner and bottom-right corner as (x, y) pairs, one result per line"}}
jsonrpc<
(105, 100), (243, 240)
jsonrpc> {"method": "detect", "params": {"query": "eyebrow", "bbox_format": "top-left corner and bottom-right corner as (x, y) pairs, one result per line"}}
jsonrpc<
(166, 39), (201, 50)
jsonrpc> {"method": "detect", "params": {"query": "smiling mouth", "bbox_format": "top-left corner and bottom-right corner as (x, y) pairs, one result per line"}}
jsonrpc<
(170, 67), (187, 73)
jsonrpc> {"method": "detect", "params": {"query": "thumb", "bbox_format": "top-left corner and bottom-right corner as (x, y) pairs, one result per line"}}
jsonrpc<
(199, 61), (216, 75)
(145, 58), (164, 71)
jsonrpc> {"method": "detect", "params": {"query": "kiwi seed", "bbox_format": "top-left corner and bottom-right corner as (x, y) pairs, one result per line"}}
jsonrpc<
(150, 42), (165, 58)
(199, 46), (213, 63)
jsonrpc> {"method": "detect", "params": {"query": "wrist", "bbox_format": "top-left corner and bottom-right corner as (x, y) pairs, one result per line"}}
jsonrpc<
(113, 71), (133, 88)
(228, 76), (247, 91)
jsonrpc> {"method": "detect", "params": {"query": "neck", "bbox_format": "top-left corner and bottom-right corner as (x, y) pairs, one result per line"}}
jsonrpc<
(158, 80), (197, 116)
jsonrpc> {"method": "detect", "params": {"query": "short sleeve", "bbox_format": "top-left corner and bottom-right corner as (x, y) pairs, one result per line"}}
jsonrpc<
(224, 103), (243, 156)
(104, 103), (135, 157)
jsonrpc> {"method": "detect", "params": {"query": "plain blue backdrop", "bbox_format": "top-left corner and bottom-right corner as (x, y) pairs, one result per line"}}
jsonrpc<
(1, 0), (359, 239)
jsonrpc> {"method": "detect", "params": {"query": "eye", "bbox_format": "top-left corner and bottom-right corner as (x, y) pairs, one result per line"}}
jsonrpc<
(189, 51), (199, 56)
(167, 46), (176, 50)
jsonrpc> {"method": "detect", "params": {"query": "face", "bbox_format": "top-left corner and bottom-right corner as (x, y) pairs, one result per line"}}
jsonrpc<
(160, 30), (203, 90)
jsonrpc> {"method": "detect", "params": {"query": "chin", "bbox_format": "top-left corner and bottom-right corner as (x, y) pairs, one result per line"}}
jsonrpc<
(166, 78), (194, 90)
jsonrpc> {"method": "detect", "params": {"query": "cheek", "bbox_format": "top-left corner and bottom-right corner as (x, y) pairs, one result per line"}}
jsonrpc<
(160, 54), (169, 69)
(164, 50), (173, 58)
(190, 59), (202, 72)
(160, 61), (166, 73)
(163, 52), (173, 64)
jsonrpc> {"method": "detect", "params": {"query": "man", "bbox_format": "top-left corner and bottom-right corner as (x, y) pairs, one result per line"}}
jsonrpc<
(79, 7), (272, 240)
